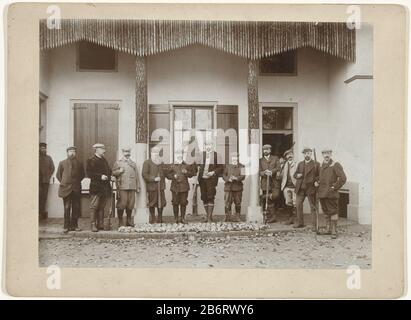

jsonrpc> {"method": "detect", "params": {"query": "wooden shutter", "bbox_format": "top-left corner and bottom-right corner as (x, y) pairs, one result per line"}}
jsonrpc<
(97, 103), (119, 168)
(149, 104), (170, 163)
(74, 103), (97, 169)
(217, 105), (238, 164)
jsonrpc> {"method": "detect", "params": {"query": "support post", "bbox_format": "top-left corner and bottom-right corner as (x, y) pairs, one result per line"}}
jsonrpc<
(134, 56), (149, 224)
(246, 59), (263, 223)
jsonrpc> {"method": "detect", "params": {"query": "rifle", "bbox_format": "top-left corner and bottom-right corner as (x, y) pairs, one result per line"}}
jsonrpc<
(192, 165), (200, 216)
(263, 173), (270, 224)
(104, 180), (114, 231)
(313, 148), (320, 234)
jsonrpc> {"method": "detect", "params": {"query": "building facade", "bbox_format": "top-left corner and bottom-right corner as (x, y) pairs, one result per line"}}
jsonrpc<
(39, 20), (373, 224)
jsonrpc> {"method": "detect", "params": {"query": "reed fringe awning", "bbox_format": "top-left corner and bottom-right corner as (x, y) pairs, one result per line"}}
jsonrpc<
(40, 19), (356, 61)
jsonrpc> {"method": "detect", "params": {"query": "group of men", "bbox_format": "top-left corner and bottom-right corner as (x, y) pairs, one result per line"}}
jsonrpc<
(39, 140), (346, 238)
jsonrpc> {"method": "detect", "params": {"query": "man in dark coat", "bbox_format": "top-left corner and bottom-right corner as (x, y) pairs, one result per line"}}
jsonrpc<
(293, 147), (320, 229)
(86, 143), (112, 232)
(142, 148), (167, 224)
(197, 142), (223, 223)
(112, 147), (140, 227)
(56, 146), (85, 233)
(259, 144), (281, 223)
(318, 148), (347, 239)
(39, 142), (55, 220)
(222, 152), (245, 222)
(166, 150), (197, 224)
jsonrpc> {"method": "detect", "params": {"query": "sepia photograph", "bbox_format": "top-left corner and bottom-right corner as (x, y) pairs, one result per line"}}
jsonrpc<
(4, 2), (407, 299)
(38, 17), (372, 269)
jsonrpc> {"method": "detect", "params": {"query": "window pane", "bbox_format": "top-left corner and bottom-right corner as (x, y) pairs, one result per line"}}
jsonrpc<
(174, 108), (192, 130)
(262, 107), (293, 130)
(195, 109), (213, 130)
(259, 50), (296, 75)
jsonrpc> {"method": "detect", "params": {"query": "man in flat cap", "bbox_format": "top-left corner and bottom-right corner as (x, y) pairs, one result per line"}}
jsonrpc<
(318, 149), (347, 239)
(56, 146), (85, 233)
(86, 143), (112, 232)
(222, 152), (245, 222)
(278, 149), (297, 225)
(259, 144), (281, 223)
(142, 147), (167, 224)
(39, 142), (55, 220)
(197, 141), (223, 223)
(294, 147), (320, 229)
(112, 147), (140, 227)
(166, 149), (197, 224)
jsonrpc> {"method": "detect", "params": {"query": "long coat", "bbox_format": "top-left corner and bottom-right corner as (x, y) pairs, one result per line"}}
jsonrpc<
(142, 159), (166, 192)
(318, 160), (347, 199)
(112, 158), (140, 190)
(197, 152), (223, 187)
(56, 158), (85, 198)
(280, 160), (297, 191)
(39, 154), (55, 184)
(223, 163), (246, 191)
(259, 155), (280, 191)
(166, 163), (197, 193)
(294, 159), (320, 194)
(86, 155), (112, 195)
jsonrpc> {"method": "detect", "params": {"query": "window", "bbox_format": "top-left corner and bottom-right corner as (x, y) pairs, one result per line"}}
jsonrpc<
(259, 50), (297, 76)
(77, 41), (117, 71)
(262, 106), (294, 157)
(173, 106), (213, 161)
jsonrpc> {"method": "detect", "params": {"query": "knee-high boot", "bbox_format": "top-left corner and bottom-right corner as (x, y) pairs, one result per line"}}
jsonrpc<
(90, 210), (98, 232)
(126, 209), (134, 227)
(207, 204), (214, 223)
(173, 205), (179, 223)
(117, 209), (124, 227)
(231, 206), (241, 222)
(149, 207), (156, 224)
(157, 207), (163, 224)
(224, 205), (232, 222)
(180, 206), (187, 224)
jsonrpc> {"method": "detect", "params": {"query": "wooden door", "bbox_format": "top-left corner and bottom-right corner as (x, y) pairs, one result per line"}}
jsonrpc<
(74, 102), (119, 169)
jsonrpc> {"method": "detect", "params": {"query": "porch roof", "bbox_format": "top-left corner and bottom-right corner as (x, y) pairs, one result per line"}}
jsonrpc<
(40, 19), (355, 62)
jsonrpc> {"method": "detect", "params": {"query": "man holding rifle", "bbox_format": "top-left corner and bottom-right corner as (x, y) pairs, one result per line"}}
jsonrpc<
(294, 147), (320, 229)
(318, 148), (347, 239)
(259, 144), (281, 224)
(166, 149), (197, 224)
(142, 148), (166, 224)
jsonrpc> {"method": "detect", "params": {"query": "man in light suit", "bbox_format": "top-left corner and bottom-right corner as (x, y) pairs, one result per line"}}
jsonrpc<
(112, 147), (140, 227)
(278, 149), (297, 225)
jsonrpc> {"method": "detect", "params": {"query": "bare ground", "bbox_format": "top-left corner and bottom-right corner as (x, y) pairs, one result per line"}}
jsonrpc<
(39, 224), (371, 269)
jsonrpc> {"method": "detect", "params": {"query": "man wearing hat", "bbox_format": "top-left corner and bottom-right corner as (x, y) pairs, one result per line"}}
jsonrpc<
(56, 146), (85, 233)
(142, 147), (167, 224)
(222, 152), (245, 222)
(165, 149), (197, 224)
(294, 147), (320, 229)
(86, 143), (112, 232)
(112, 147), (140, 227)
(278, 149), (297, 225)
(197, 141), (223, 223)
(318, 149), (347, 239)
(259, 144), (281, 223)
(39, 142), (55, 220)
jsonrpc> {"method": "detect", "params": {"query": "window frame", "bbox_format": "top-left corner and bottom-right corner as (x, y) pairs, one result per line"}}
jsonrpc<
(258, 50), (298, 77)
(76, 41), (118, 73)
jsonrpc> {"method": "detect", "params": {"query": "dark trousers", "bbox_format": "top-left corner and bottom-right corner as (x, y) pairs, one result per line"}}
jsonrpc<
(296, 190), (317, 226)
(224, 191), (242, 211)
(320, 198), (339, 220)
(171, 191), (189, 206)
(199, 180), (217, 204)
(63, 192), (81, 229)
(90, 193), (109, 224)
(39, 183), (49, 216)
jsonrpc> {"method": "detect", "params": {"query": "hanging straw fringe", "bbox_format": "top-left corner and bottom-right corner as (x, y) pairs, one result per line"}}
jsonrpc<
(40, 19), (355, 61)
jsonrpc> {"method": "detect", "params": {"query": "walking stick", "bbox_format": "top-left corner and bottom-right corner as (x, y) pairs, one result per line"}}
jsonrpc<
(263, 174), (270, 224)
(104, 180), (114, 231)
(313, 148), (320, 234)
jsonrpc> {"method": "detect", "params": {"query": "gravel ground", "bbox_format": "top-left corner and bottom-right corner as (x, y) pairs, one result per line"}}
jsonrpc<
(39, 224), (371, 269)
